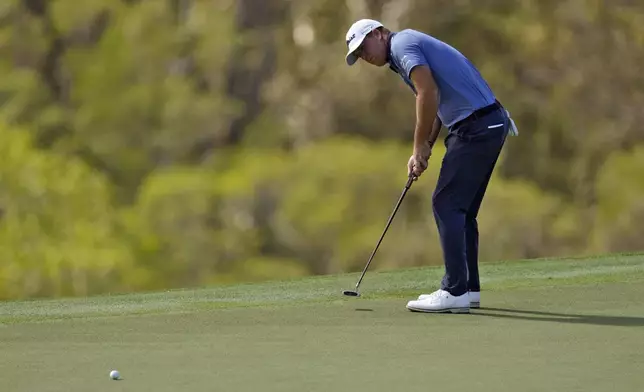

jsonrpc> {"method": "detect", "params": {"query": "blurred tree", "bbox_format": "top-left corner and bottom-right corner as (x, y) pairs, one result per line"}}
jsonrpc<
(0, 120), (145, 300)
(592, 145), (644, 253)
(0, 0), (642, 299)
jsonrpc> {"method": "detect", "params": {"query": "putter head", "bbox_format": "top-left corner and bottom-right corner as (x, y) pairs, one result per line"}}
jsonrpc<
(343, 290), (360, 297)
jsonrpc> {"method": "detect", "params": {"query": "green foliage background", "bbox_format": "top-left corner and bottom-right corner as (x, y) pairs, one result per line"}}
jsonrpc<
(1, 0), (643, 299)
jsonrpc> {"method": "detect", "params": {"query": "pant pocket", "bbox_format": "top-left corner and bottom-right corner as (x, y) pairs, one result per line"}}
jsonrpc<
(457, 111), (508, 142)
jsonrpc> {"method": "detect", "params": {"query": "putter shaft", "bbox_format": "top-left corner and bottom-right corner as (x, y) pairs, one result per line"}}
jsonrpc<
(352, 174), (415, 292)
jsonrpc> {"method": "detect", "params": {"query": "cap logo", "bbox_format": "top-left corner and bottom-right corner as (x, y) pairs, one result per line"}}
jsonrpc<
(346, 33), (356, 46)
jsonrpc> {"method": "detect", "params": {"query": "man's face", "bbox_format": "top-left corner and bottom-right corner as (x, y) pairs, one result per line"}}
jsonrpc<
(356, 29), (387, 66)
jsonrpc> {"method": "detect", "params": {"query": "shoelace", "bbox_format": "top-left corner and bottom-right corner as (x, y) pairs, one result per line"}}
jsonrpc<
(427, 290), (445, 300)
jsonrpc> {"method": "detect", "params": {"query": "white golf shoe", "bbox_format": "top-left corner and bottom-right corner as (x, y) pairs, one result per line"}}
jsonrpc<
(469, 291), (480, 308)
(406, 289), (470, 313)
(417, 290), (480, 308)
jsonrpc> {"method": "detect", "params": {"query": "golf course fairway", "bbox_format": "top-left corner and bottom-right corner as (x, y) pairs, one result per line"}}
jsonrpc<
(1, 253), (643, 391)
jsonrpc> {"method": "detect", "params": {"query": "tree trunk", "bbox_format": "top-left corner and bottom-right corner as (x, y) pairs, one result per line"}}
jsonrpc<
(190, 0), (288, 159)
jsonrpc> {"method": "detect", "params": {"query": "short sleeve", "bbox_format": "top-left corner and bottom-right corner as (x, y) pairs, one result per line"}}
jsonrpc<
(390, 33), (429, 79)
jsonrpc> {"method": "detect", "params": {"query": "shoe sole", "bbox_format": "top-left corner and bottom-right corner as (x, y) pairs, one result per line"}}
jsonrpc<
(406, 305), (470, 314)
(417, 299), (481, 309)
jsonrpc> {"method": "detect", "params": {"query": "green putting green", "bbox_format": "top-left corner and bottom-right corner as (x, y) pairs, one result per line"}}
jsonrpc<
(1, 254), (643, 391)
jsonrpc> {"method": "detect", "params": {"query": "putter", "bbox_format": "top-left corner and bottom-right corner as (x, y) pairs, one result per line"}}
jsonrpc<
(343, 174), (416, 297)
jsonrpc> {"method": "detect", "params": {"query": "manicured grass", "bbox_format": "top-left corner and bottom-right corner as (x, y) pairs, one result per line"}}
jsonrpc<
(1, 253), (643, 391)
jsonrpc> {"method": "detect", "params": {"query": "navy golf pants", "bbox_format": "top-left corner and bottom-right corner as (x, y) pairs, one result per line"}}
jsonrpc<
(434, 105), (509, 297)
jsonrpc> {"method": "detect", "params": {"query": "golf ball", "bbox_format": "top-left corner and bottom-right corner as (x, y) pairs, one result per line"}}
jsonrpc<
(109, 370), (120, 380)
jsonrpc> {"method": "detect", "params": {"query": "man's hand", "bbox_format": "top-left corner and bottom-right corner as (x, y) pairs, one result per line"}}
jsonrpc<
(407, 141), (432, 179)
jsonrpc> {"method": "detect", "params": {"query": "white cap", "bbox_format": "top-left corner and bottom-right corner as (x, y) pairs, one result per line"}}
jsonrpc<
(345, 19), (384, 66)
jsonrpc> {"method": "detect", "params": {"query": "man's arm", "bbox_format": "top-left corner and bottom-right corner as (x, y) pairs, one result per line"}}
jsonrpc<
(392, 34), (440, 178)
(429, 117), (442, 147)
(409, 65), (439, 154)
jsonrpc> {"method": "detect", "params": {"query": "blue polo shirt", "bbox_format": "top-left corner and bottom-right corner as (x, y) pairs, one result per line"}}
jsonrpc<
(387, 30), (496, 128)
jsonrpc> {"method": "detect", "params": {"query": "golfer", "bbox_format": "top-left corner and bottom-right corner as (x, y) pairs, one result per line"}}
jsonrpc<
(344, 19), (518, 313)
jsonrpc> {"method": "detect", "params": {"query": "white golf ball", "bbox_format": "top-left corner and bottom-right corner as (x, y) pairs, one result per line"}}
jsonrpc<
(109, 370), (120, 380)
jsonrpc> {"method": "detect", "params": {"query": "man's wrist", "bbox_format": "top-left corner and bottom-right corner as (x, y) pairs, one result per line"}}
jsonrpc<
(414, 139), (432, 153)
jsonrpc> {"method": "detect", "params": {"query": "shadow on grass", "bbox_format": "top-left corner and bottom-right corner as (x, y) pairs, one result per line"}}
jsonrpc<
(474, 307), (644, 327)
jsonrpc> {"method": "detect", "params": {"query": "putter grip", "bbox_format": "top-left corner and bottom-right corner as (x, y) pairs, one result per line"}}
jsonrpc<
(406, 174), (416, 189)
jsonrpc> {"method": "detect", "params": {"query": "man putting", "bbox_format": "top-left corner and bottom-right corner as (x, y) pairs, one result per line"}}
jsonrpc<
(344, 19), (517, 313)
